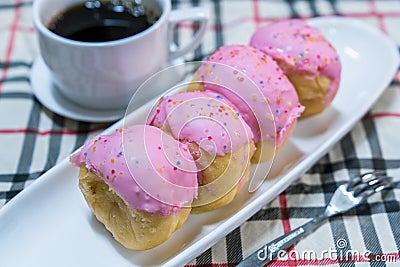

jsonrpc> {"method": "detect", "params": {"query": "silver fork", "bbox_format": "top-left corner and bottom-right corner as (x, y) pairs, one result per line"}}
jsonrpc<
(237, 171), (394, 267)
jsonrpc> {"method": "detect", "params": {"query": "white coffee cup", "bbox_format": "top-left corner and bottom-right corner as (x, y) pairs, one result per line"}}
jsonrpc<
(33, 0), (209, 110)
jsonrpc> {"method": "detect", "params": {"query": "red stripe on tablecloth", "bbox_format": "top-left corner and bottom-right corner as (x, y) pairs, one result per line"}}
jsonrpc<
(174, 0), (400, 32)
(343, 11), (400, 18)
(252, 0), (261, 27)
(0, 0), (23, 93)
(175, 10), (400, 32)
(277, 252), (400, 265)
(395, 72), (400, 84)
(184, 252), (400, 266)
(174, 18), (252, 32)
(184, 264), (235, 267)
(277, 192), (298, 266)
(368, 0), (387, 33)
(0, 126), (108, 136)
(364, 112), (400, 119)
(278, 193), (292, 238)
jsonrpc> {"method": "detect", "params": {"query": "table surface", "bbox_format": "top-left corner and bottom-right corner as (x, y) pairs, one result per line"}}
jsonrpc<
(1, 0), (400, 266)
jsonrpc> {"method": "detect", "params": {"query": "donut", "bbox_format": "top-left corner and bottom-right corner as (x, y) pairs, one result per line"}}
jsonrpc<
(70, 125), (198, 250)
(148, 90), (255, 213)
(189, 44), (304, 162)
(250, 19), (341, 117)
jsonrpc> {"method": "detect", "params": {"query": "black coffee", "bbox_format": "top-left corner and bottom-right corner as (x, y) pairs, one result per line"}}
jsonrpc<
(47, 1), (160, 42)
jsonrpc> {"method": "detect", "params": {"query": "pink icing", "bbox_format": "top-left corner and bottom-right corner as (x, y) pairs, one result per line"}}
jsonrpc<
(250, 19), (341, 106)
(194, 45), (304, 146)
(70, 125), (198, 217)
(148, 91), (253, 156)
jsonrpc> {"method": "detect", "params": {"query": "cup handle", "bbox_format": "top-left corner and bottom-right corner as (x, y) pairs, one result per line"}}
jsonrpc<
(168, 7), (209, 61)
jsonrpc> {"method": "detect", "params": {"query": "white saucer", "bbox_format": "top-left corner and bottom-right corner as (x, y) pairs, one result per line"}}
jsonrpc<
(30, 56), (126, 123)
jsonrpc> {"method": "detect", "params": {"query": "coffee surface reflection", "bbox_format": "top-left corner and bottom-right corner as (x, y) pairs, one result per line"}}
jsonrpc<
(47, 1), (160, 42)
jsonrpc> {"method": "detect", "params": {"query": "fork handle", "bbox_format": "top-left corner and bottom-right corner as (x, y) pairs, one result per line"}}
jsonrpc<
(237, 215), (327, 267)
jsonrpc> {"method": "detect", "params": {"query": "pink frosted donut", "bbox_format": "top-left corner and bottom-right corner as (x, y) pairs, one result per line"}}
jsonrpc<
(250, 19), (341, 117)
(149, 90), (253, 156)
(70, 125), (198, 250)
(148, 90), (255, 212)
(190, 44), (304, 162)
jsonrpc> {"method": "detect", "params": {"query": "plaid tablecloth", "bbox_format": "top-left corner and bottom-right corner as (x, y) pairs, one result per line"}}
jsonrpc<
(1, 0), (400, 266)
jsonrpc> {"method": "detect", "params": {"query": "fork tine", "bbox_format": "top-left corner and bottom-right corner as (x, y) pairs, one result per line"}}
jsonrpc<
(360, 171), (378, 181)
(374, 180), (394, 192)
(366, 175), (391, 186)
(361, 171), (387, 183)
(355, 176), (393, 199)
(348, 171), (387, 190)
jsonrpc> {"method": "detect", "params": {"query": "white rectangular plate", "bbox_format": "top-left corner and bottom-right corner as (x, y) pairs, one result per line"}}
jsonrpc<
(0, 17), (398, 267)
